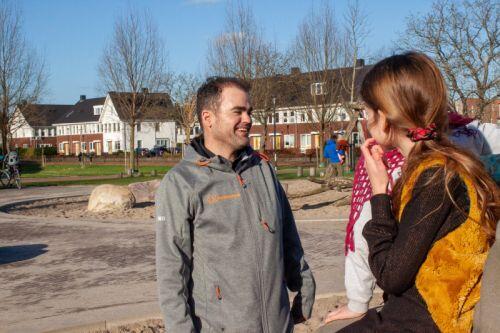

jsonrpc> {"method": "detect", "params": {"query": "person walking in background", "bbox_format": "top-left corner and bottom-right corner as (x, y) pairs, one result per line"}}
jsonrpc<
(155, 77), (315, 332)
(324, 134), (343, 179)
(335, 52), (498, 332)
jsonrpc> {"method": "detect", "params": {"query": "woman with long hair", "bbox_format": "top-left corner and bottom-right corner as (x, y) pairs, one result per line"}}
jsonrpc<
(337, 52), (499, 332)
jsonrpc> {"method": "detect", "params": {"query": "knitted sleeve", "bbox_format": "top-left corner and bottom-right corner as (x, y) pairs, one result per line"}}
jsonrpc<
(362, 167), (468, 294)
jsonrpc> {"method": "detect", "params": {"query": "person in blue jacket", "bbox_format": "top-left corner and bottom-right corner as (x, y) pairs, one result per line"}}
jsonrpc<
(324, 134), (343, 178)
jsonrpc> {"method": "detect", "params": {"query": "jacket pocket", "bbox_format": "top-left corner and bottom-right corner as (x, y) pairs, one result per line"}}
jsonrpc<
(207, 282), (225, 332)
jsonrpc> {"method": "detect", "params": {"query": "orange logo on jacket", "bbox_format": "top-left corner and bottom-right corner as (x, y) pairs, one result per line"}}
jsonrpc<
(206, 193), (241, 205)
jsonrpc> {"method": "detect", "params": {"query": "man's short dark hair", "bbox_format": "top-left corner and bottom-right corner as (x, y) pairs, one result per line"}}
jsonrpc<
(196, 77), (251, 128)
(331, 134), (338, 140)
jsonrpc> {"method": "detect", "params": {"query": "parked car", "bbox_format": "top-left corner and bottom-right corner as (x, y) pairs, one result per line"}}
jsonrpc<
(151, 146), (169, 157)
(135, 148), (151, 157)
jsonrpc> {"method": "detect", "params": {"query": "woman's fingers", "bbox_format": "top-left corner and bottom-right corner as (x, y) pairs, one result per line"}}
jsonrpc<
(360, 138), (377, 161)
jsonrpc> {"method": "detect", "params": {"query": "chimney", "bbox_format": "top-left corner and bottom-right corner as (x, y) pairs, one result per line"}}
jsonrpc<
(141, 87), (149, 94)
(290, 67), (301, 75)
(80, 95), (86, 101)
(355, 59), (365, 67)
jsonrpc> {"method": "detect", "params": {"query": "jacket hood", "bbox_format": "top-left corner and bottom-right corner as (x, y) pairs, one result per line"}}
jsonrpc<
(184, 135), (257, 174)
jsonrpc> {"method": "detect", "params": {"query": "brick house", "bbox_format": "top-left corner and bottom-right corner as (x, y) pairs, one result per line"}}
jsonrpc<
(455, 98), (500, 124)
(53, 96), (105, 156)
(11, 104), (72, 149)
(10, 92), (178, 155)
(248, 61), (372, 153)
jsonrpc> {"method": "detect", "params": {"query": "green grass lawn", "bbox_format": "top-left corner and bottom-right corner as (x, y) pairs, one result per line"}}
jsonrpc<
(18, 164), (352, 187)
(21, 164), (171, 178)
(22, 175), (164, 187)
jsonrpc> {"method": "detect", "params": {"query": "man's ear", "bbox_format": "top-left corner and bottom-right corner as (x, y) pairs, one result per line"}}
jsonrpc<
(201, 109), (214, 129)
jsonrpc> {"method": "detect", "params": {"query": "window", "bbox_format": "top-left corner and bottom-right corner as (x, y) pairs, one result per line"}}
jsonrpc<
(155, 122), (160, 132)
(194, 126), (200, 135)
(274, 113), (279, 124)
(267, 115), (273, 124)
(23, 144), (28, 148)
(352, 132), (360, 146)
(93, 106), (103, 116)
(81, 142), (87, 151)
(59, 143), (64, 151)
(283, 112), (288, 123)
(250, 136), (261, 150)
(300, 134), (311, 148)
(310, 82), (325, 95)
(301, 113), (307, 122)
(137, 140), (142, 148)
(284, 134), (295, 148)
(114, 141), (121, 150)
(156, 139), (168, 146)
(117, 123), (121, 131)
(113, 123), (116, 132)
(90, 142), (95, 151)
(136, 122), (141, 132)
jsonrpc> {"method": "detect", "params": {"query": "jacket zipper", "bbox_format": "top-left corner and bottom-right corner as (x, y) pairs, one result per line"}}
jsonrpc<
(236, 173), (270, 333)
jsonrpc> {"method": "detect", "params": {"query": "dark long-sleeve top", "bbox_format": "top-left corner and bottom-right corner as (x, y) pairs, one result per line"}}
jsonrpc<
(341, 166), (471, 332)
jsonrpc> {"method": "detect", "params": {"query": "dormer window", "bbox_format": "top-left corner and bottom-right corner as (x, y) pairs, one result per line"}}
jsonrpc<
(93, 105), (103, 116)
(310, 82), (325, 96)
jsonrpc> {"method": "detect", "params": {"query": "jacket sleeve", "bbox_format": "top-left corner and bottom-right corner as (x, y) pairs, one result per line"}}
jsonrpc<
(362, 168), (468, 294)
(155, 173), (196, 332)
(279, 182), (316, 320)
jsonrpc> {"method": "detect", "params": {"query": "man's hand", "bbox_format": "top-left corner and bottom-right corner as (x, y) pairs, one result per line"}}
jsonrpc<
(360, 138), (389, 195)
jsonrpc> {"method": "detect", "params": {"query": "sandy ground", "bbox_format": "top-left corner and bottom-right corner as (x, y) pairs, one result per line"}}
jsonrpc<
(1, 180), (360, 332)
(6, 179), (351, 221)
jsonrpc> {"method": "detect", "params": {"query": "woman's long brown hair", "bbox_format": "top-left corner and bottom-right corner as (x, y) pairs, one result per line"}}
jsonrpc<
(360, 52), (499, 240)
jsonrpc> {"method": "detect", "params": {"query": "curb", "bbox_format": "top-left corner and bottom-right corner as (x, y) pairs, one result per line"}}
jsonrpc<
(41, 292), (381, 333)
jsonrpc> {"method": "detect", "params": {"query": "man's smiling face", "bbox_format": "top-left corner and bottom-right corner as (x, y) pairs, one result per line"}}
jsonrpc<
(209, 85), (253, 153)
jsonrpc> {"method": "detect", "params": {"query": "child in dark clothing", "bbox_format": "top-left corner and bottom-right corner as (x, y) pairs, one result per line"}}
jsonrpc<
(337, 52), (499, 333)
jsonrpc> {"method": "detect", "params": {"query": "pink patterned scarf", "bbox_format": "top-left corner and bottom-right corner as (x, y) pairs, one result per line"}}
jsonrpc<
(345, 149), (405, 254)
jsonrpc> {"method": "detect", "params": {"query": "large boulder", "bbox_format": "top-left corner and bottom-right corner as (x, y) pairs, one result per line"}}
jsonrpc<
(88, 184), (136, 212)
(128, 179), (161, 203)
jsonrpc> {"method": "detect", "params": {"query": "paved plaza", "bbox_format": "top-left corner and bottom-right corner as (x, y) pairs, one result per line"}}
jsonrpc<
(0, 186), (347, 333)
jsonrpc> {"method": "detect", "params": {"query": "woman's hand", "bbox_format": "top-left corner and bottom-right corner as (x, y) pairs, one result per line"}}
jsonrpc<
(360, 138), (389, 195)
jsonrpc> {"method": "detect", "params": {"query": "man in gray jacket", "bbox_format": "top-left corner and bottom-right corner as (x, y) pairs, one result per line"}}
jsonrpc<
(156, 77), (315, 332)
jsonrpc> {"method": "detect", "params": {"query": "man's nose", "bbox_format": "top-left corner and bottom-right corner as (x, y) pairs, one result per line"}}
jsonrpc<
(242, 111), (252, 123)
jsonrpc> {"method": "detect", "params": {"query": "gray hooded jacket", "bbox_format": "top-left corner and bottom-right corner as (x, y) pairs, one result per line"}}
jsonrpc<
(155, 143), (315, 332)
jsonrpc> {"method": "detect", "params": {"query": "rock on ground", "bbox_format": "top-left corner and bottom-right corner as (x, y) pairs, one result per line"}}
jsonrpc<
(128, 180), (161, 203)
(87, 184), (136, 212)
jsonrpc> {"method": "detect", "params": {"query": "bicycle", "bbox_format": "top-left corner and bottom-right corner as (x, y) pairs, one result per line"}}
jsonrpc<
(0, 151), (22, 189)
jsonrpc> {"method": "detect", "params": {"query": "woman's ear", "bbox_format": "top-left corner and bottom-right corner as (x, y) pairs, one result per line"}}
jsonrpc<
(378, 111), (390, 133)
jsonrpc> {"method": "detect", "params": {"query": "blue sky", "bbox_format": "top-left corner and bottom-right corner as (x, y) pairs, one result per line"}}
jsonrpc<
(19, 0), (435, 104)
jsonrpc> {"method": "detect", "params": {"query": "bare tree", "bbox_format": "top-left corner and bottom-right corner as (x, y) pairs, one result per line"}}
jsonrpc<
(293, 1), (344, 162)
(401, 0), (499, 121)
(170, 73), (200, 146)
(206, 0), (289, 151)
(338, 0), (370, 140)
(98, 10), (168, 172)
(0, 1), (45, 154)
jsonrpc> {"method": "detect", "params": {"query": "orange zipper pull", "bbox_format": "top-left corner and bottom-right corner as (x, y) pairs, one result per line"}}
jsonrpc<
(261, 220), (275, 233)
(236, 174), (245, 187)
(215, 285), (222, 300)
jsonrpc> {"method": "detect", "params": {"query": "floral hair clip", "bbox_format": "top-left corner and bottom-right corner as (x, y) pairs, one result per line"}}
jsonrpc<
(407, 123), (438, 142)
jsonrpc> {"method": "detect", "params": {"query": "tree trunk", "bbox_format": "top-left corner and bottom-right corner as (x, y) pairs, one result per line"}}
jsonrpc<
(261, 122), (268, 152)
(129, 122), (135, 172)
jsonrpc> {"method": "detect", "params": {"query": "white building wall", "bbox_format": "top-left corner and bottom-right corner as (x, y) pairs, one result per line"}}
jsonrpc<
(100, 98), (124, 153)
(99, 95), (178, 152)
